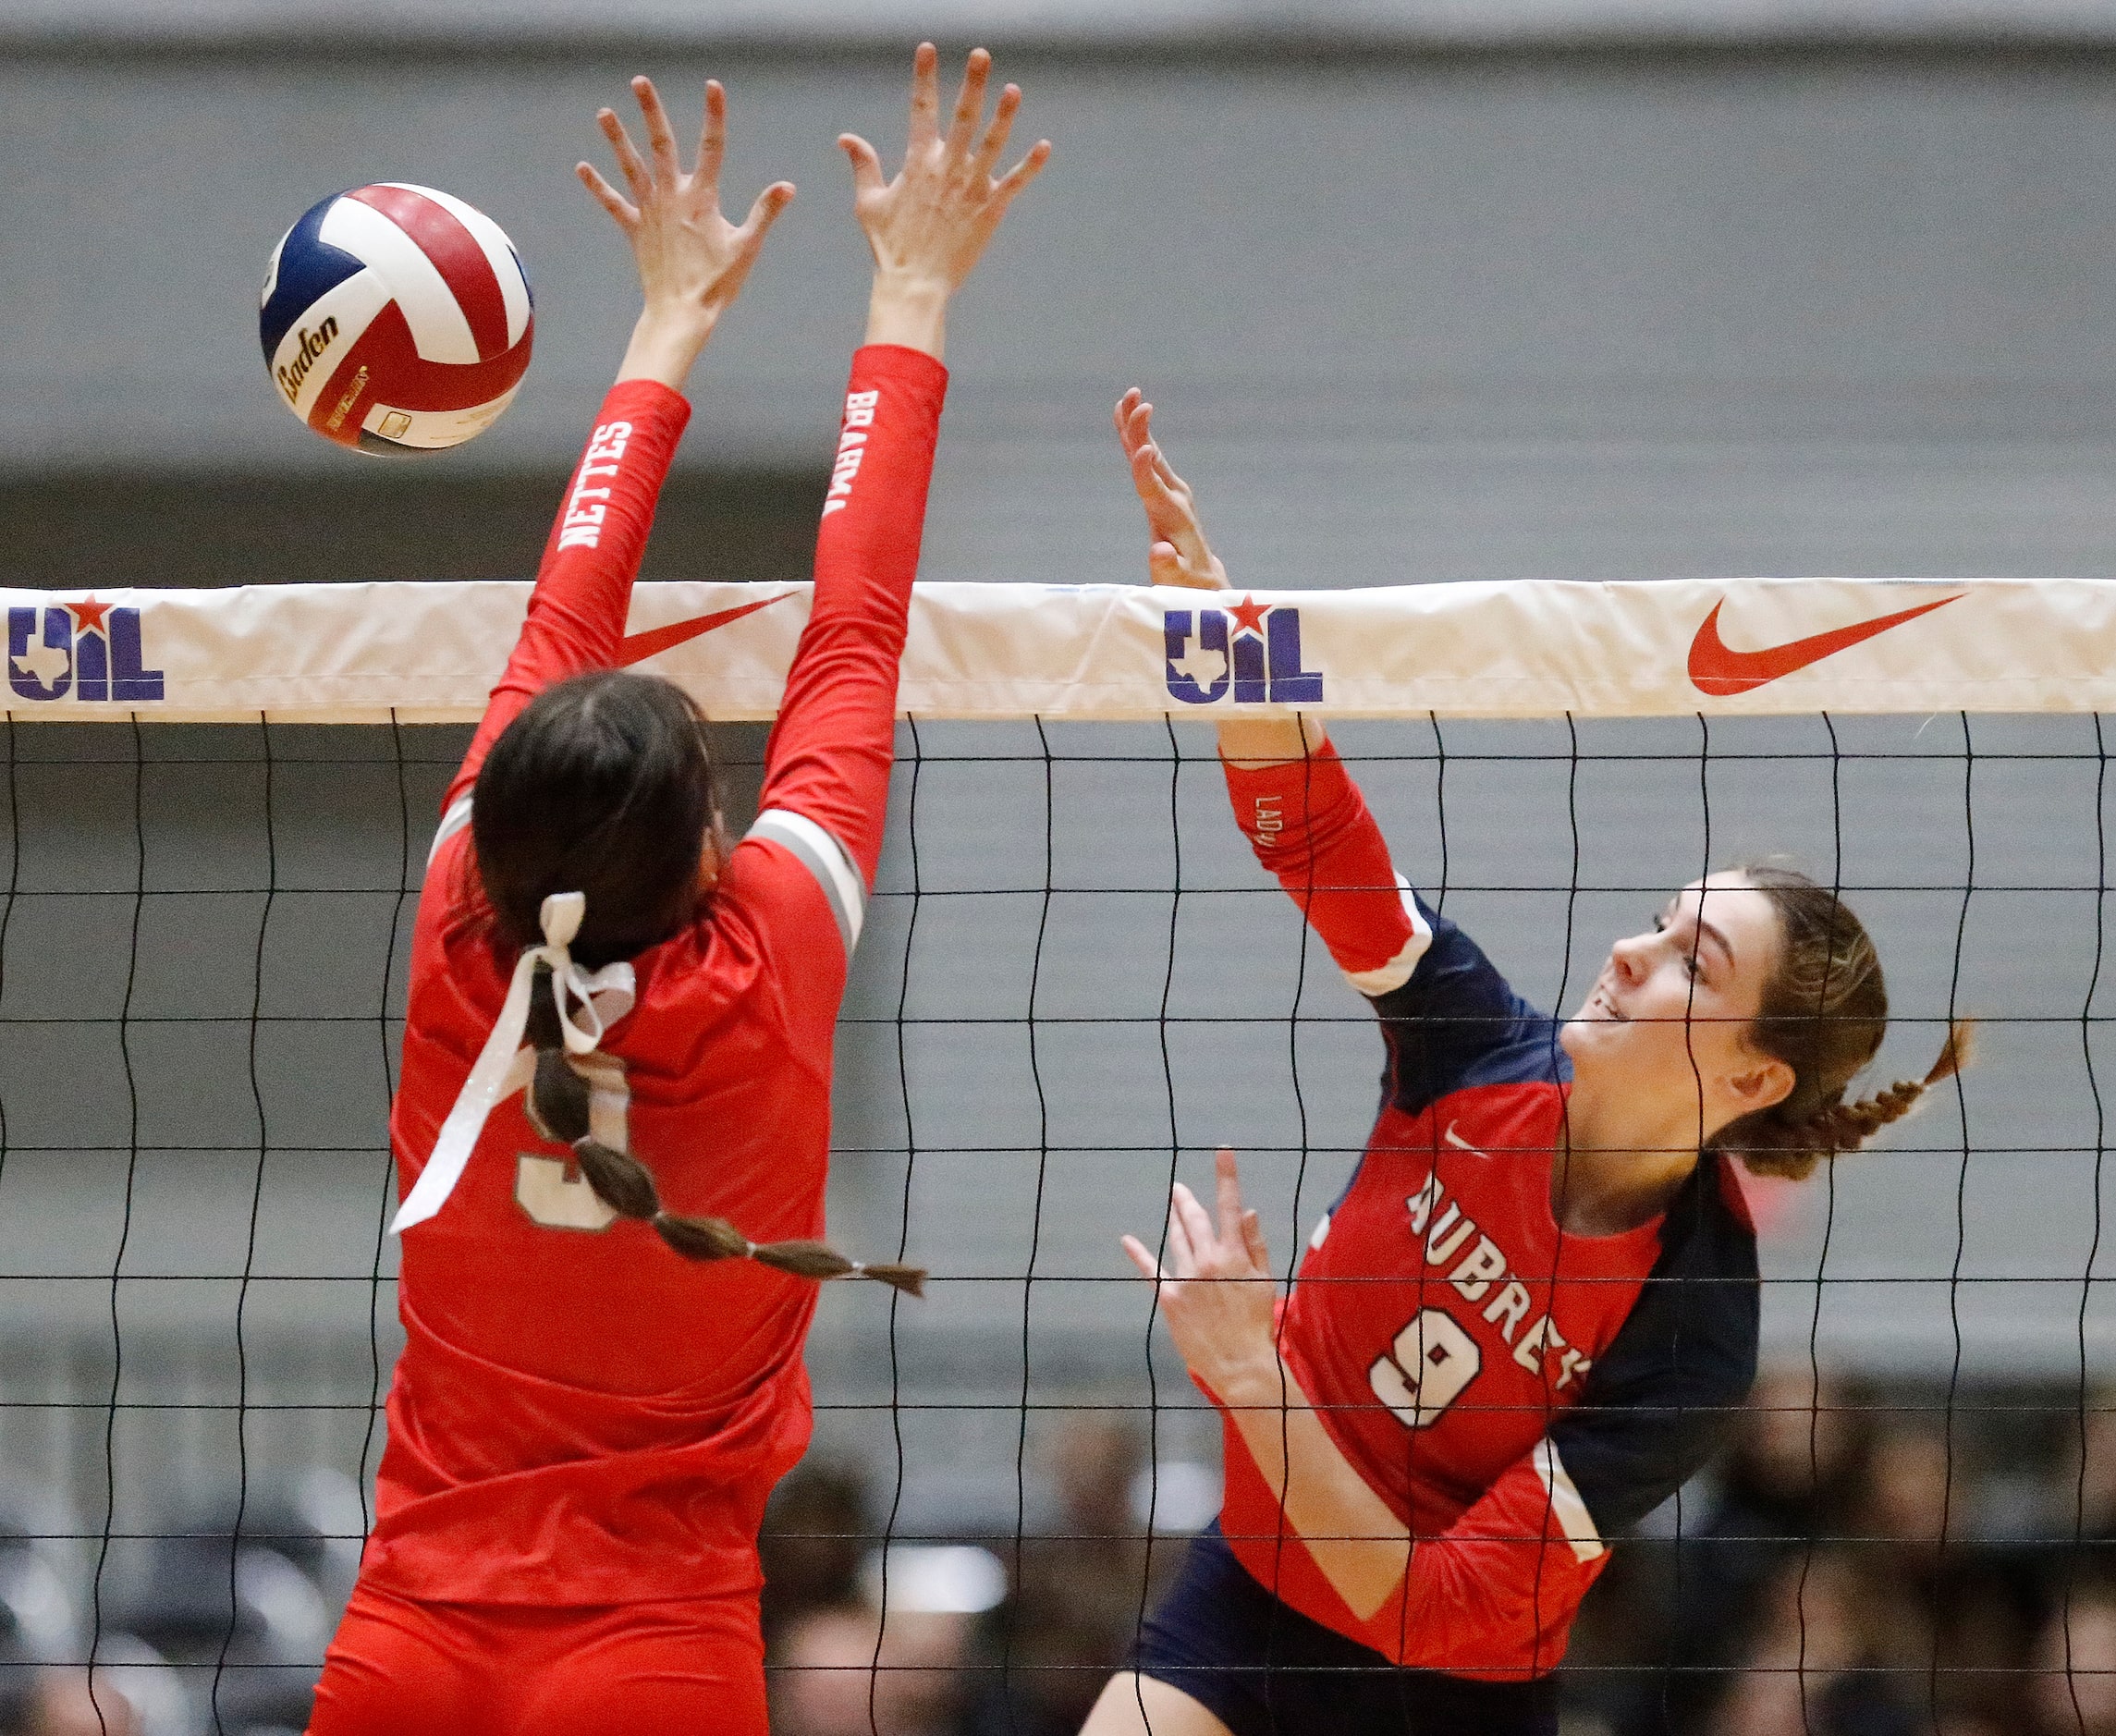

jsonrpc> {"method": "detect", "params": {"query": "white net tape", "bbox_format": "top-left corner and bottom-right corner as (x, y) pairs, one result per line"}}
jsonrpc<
(4, 576), (2105, 724)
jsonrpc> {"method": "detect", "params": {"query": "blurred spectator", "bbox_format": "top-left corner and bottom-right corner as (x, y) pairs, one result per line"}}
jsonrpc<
(762, 1461), (875, 1652)
(2039, 1394), (2116, 1600)
(1699, 1407), (2043, 1736)
(2050, 1399), (2116, 1536)
(2031, 1588), (2116, 1736)
(17, 1669), (141, 1736)
(1861, 1418), (1956, 1566)
(772, 1601), (972, 1736)
(1608, 1363), (1870, 1736)
(1713, 1551), (1920, 1736)
(1854, 1414), (2036, 1730)
(999, 1416), (1176, 1734)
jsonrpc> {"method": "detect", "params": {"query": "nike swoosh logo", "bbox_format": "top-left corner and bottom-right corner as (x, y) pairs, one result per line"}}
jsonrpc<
(1442, 1121), (1488, 1159)
(1687, 593), (1962, 697)
(616, 593), (790, 666)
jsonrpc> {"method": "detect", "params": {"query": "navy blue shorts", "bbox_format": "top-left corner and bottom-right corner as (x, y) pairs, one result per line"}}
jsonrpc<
(1132, 1525), (1559, 1736)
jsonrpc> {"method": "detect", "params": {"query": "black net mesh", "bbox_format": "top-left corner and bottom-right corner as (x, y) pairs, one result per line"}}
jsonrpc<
(0, 710), (2108, 1736)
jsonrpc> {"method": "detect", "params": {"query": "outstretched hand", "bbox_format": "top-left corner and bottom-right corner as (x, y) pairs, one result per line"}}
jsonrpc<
(581, 77), (796, 389)
(1122, 1149), (1281, 1403)
(842, 44), (1051, 358)
(1114, 389), (1228, 591)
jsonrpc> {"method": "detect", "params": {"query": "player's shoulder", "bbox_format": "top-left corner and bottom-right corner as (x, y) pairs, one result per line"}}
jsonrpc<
(1602, 1155), (1761, 1394)
(734, 807), (868, 960)
(406, 824), (493, 998)
(1374, 899), (1547, 1030)
(1658, 1154), (1762, 1277)
(1372, 905), (1565, 1117)
(1449, 1024), (1570, 1096)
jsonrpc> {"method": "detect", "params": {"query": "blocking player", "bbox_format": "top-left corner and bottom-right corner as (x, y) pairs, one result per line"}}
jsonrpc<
(306, 49), (1046, 1736)
(1081, 393), (1968, 1736)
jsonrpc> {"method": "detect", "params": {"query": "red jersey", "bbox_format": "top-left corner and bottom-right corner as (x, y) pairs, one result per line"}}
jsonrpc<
(1216, 743), (1760, 1679)
(366, 347), (948, 1607)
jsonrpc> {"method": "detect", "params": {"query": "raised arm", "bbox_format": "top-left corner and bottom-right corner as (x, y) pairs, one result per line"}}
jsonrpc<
(1120, 396), (1547, 1097)
(1114, 389), (1318, 771)
(1114, 402), (1429, 984)
(1221, 740), (1428, 996)
(754, 45), (1048, 886)
(445, 79), (793, 812)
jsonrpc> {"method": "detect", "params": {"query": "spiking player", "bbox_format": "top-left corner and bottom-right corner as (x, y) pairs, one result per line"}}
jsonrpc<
(306, 50), (1046, 1736)
(1082, 394), (1969, 1736)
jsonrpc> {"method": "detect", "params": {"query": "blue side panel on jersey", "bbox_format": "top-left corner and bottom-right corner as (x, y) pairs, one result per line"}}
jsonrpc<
(1549, 1157), (1761, 1534)
(259, 192), (364, 360)
(1369, 894), (1565, 1122)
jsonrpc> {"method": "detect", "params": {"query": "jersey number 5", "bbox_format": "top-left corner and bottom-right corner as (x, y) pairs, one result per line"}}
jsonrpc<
(1368, 1308), (1481, 1428)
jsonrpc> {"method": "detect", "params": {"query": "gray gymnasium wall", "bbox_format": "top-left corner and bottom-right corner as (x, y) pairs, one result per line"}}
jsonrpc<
(10, 40), (2116, 581)
(7, 32), (2116, 1524)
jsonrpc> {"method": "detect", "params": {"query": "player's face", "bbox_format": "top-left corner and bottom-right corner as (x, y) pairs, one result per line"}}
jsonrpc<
(1560, 873), (1793, 1142)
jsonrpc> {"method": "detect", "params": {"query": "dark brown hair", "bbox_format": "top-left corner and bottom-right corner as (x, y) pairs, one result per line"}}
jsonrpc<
(1710, 864), (1972, 1182)
(473, 669), (716, 970)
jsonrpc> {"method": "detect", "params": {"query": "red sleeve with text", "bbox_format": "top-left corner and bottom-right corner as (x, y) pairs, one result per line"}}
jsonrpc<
(1222, 741), (1420, 982)
(755, 345), (948, 886)
(446, 379), (692, 808)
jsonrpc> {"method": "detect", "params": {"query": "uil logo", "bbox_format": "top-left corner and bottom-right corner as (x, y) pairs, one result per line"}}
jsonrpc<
(1164, 595), (1323, 706)
(8, 598), (165, 703)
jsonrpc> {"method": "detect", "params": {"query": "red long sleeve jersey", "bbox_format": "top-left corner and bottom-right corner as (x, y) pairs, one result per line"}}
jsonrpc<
(1217, 744), (1759, 1679)
(368, 348), (948, 1608)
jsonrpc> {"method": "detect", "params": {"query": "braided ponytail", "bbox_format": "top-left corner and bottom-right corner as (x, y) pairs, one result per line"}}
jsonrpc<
(521, 965), (925, 1296)
(1711, 865), (1973, 1182)
(1790, 1021), (1975, 1166)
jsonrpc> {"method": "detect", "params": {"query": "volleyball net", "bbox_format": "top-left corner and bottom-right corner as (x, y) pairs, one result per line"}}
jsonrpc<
(1, 576), (2110, 1735)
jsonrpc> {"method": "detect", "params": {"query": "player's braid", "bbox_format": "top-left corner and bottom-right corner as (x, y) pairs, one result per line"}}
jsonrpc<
(1795, 1024), (1974, 1159)
(521, 966), (923, 1295)
(1711, 866), (1973, 1182)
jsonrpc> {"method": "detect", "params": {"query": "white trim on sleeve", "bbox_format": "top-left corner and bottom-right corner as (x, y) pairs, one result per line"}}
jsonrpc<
(747, 808), (867, 955)
(429, 794), (473, 866)
(1533, 1438), (1608, 1564)
(1339, 874), (1434, 998)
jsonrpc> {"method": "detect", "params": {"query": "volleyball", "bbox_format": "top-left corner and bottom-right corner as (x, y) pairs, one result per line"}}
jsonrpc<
(259, 183), (534, 455)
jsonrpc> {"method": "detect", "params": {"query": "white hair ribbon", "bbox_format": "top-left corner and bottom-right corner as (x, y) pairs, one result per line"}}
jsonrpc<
(390, 890), (636, 1235)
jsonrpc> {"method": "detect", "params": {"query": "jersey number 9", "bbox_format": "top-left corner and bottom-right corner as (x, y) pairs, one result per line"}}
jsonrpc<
(1368, 1308), (1482, 1428)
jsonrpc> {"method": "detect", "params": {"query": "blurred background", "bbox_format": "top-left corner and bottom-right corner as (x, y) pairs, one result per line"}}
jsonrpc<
(8, 2), (2116, 1733)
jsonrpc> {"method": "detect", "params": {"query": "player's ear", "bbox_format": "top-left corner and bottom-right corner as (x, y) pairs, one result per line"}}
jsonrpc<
(695, 809), (728, 898)
(1727, 1054), (1795, 1116)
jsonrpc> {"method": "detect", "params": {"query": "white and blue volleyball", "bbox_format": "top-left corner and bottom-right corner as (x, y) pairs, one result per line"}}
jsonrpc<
(261, 184), (533, 454)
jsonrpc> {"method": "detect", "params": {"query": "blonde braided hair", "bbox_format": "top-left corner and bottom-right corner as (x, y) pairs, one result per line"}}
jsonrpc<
(1711, 866), (1973, 1182)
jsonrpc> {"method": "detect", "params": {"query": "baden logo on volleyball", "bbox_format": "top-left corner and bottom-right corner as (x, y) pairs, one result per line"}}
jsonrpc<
(260, 183), (534, 455)
(1164, 597), (1324, 704)
(7, 599), (163, 703)
(275, 319), (340, 405)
